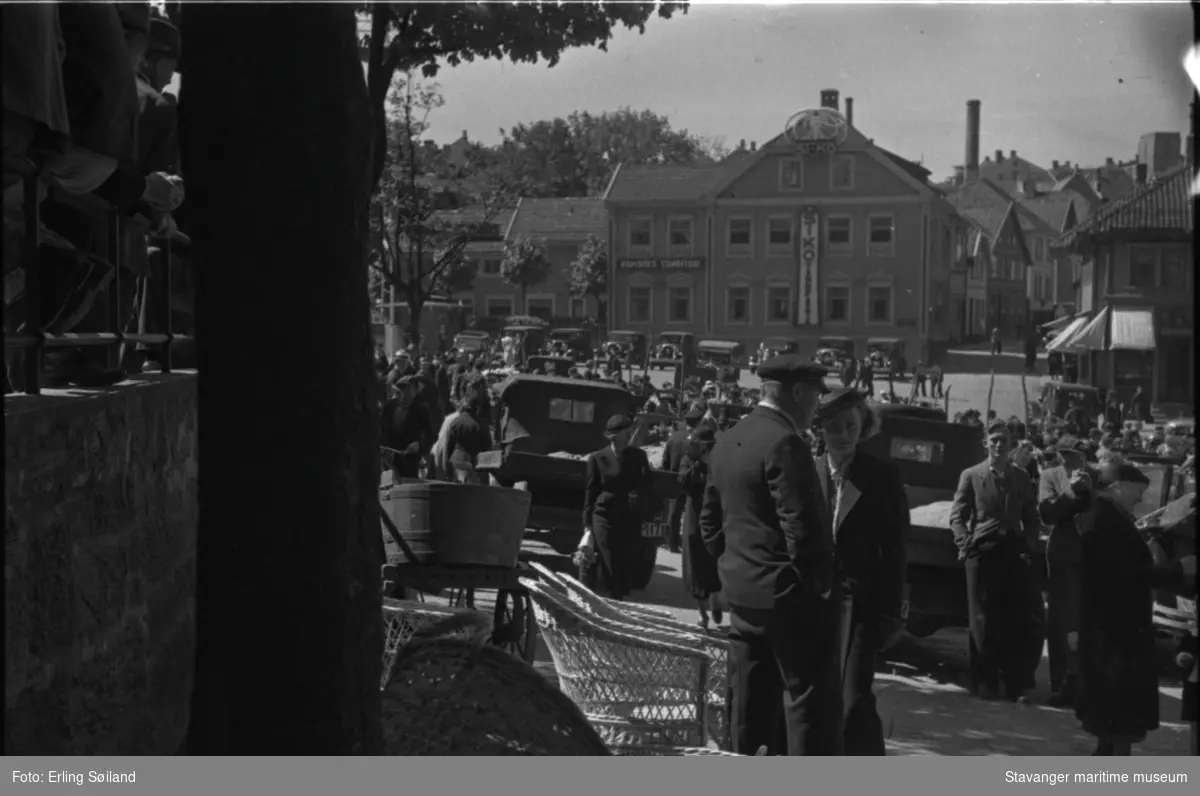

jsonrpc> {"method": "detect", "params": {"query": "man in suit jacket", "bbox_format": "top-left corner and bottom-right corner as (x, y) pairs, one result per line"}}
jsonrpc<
(660, 405), (705, 553)
(950, 419), (1041, 701)
(1037, 437), (1095, 707)
(814, 388), (909, 755)
(700, 355), (841, 756)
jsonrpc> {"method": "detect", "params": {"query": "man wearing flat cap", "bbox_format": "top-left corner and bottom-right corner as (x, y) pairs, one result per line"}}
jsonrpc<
(949, 419), (1041, 702)
(660, 405), (707, 553)
(381, 371), (435, 481)
(700, 354), (843, 755)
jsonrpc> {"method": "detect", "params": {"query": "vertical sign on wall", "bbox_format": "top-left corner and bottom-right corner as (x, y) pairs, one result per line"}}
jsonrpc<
(798, 206), (820, 325)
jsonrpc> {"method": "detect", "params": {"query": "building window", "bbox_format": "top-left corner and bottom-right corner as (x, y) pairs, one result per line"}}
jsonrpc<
(727, 285), (750, 324)
(727, 217), (753, 258)
(1033, 236), (1045, 262)
(866, 285), (893, 324)
(628, 217), (653, 255)
(779, 158), (804, 191)
(480, 257), (501, 276)
(569, 297), (585, 318)
(1129, 246), (1156, 288)
(868, 215), (895, 256)
(667, 286), (692, 323)
(767, 216), (794, 257)
(627, 285), (652, 324)
(826, 285), (850, 324)
(826, 216), (851, 255)
(1161, 248), (1187, 288)
(765, 285), (793, 324)
(668, 217), (693, 257)
(526, 294), (555, 321)
(486, 296), (514, 317)
(830, 155), (855, 190)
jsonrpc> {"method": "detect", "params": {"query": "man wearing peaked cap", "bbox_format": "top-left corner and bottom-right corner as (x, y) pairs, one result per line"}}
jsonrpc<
(699, 350), (843, 755)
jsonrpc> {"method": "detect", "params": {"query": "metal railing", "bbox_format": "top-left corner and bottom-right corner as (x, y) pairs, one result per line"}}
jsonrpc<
(4, 158), (193, 396)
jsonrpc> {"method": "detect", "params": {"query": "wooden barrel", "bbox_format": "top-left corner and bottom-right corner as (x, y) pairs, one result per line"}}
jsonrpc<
(382, 482), (531, 568)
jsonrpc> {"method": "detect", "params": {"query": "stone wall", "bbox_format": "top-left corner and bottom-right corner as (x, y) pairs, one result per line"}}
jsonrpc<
(4, 372), (198, 754)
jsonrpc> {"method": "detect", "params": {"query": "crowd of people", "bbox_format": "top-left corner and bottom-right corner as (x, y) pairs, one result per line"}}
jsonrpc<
(568, 355), (1195, 757)
(4, 2), (191, 393)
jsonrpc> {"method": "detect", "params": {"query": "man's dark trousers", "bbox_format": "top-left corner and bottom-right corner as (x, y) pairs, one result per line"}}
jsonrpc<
(728, 588), (844, 755)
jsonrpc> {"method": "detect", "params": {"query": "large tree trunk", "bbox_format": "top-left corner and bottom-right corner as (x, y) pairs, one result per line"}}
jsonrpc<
(179, 3), (382, 754)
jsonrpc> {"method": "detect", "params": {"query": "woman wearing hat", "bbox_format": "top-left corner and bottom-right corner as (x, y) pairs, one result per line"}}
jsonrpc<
(1075, 462), (1196, 755)
(578, 414), (656, 600)
(676, 424), (724, 628)
(813, 388), (909, 755)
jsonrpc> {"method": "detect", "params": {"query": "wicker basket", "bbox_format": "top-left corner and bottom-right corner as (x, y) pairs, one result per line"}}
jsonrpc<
(382, 482), (531, 568)
(382, 630), (612, 755)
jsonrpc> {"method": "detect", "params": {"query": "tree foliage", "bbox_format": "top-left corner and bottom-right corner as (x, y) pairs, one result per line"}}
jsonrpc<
(568, 232), (608, 302)
(499, 233), (551, 314)
(360, 2), (688, 195)
(370, 71), (508, 345)
(495, 108), (720, 197)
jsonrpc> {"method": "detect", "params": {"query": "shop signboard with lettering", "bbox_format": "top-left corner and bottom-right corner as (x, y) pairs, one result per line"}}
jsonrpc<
(797, 207), (820, 325)
(616, 258), (704, 270)
(783, 107), (848, 153)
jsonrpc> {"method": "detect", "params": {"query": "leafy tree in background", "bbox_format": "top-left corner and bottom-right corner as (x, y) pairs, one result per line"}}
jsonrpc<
(568, 232), (609, 324)
(372, 71), (507, 347)
(500, 234), (551, 315)
(359, 2), (688, 196)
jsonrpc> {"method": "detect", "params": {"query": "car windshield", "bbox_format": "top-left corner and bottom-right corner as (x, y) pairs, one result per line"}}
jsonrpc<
(548, 398), (597, 423)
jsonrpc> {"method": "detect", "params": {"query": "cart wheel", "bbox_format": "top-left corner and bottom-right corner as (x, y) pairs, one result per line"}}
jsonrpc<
(492, 589), (538, 662)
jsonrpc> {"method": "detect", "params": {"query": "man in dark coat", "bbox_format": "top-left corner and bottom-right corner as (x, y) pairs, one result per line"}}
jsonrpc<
(660, 405), (705, 553)
(813, 388), (909, 755)
(700, 355), (841, 756)
(1038, 437), (1094, 707)
(381, 373), (434, 480)
(950, 419), (1041, 701)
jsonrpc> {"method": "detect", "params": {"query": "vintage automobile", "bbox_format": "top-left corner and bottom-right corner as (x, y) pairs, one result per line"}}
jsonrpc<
(453, 329), (492, 357)
(1028, 381), (1101, 423)
(856, 405), (1041, 638)
(695, 340), (746, 383)
(526, 355), (576, 378)
(649, 331), (698, 371)
(477, 374), (681, 589)
(548, 327), (593, 362)
(749, 337), (798, 375)
(815, 336), (855, 368)
(503, 324), (547, 359)
(601, 330), (649, 368)
(866, 337), (907, 376)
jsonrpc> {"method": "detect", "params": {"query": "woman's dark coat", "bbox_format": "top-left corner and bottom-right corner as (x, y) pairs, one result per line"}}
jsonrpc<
(1076, 495), (1186, 741)
(678, 454), (721, 600)
(582, 445), (654, 599)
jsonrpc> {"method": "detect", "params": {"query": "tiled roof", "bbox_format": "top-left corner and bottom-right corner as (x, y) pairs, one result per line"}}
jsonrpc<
(506, 197), (605, 241)
(1018, 194), (1077, 234)
(948, 180), (1014, 240)
(1061, 164), (1192, 245)
(876, 146), (932, 185)
(604, 162), (740, 202)
(430, 205), (515, 239)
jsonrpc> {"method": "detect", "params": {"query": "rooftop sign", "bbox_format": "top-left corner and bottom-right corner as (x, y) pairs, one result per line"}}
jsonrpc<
(783, 107), (848, 154)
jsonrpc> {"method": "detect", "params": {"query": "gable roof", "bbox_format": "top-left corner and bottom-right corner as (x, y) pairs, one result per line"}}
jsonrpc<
(603, 161), (740, 203)
(1060, 163), (1193, 246)
(505, 197), (605, 241)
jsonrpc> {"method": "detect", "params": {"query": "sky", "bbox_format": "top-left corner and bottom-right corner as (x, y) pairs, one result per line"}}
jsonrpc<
(411, 0), (1195, 180)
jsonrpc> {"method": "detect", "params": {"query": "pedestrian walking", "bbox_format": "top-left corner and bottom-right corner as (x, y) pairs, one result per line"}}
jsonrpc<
(677, 424), (724, 629)
(813, 388), (909, 755)
(577, 414), (656, 601)
(660, 405), (706, 553)
(949, 419), (1042, 702)
(1075, 463), (1195, 755)
(699, 355), (843, 755)
(991, 327), (1002, 356)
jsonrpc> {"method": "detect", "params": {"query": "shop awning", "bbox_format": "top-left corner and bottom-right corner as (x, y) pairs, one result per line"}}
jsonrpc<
(1045, 315), (1090, 353)
(1062, 307), (1110, 353)
(1110, 308), (1156, 351)
(1040, 314), (1076, 333)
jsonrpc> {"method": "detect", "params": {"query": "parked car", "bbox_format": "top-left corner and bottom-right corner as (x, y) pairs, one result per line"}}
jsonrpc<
(749, 337), (798, 375)
(601, 330), (649, 368)
(1028, 381), (1101, 424)
(695, 340), (746, 383)
(866, 337), (907, 377)
(504, 324), (547, 359)
(548, 327), (593, 362)
(817, 336), (856, 366)
(477, 375), (681, 589)
(526, 355), (576, 378)
(649, 331), (698, 372)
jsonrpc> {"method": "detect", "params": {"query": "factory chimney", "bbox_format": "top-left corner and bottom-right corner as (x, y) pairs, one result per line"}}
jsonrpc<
(845, 97), (854, 126)
(965, 100), (981, 183)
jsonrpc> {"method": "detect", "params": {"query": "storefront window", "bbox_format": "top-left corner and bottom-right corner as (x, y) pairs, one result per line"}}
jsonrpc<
(1129, 247), (1156, 288)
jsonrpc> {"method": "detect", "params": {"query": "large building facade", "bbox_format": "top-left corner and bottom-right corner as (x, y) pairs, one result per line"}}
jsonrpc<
(604, 90), (967, 364)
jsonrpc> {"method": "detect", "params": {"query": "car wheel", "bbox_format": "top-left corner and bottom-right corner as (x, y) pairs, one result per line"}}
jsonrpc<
(630, 537), (659, 589)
